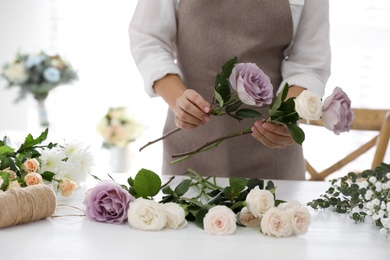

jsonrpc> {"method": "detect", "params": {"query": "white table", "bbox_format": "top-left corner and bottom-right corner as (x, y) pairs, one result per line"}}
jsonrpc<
(1, 174), (389, 260)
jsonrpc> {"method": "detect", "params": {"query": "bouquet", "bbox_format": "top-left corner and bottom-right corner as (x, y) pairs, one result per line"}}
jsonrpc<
(0, 129), (94, 197)
(140, 57), (354, 164)
(84, 169), (311, 237)
(97, 106), (144, 149)
(1, 50), (78, 101)
(308, 163), (390, 238)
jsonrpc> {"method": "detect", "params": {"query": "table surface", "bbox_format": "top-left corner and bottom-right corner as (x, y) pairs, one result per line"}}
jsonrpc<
(1, 173), (389, 260)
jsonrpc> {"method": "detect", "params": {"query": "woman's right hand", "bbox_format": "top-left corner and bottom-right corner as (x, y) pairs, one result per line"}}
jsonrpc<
(153, 74), (211, 129)
(173, 89), (211, 129)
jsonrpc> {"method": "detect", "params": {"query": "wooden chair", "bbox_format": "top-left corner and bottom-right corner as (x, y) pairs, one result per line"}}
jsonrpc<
(300, 108), (390, 181)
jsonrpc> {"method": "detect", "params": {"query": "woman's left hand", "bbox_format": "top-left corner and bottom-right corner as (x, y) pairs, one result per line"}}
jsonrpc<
(251, 121), (294, 148)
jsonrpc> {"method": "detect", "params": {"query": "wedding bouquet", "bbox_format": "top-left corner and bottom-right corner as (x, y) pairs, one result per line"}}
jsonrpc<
(0, 129), (94, 197)
(308, 163), (390, 238)
(97, 106), (144, 149)
(1, 50), (78, 101)
(84, 169), (311, 237)
(140, 57), (354, 164)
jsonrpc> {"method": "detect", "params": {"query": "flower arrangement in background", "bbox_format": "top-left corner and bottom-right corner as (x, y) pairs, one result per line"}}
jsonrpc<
(308, 163), (390, 238)
(140, 57), (354, 164)
(97, 106), (144, 149)
(85, 168), (311, 237)
(0, 129), (94, 197)
(1, 50), (78, 101)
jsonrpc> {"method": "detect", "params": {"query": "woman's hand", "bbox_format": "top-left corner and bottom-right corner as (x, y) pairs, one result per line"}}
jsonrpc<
(251, 121), (294, 149)
(153, 74), (211, 129)
(173, 89), (210, 129)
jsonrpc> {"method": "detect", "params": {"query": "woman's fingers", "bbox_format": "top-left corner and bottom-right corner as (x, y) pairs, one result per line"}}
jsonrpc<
(251, 121), (294, 148)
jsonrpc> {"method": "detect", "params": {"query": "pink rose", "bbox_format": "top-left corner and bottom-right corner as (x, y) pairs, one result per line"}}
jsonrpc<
(83, 180), (135, 224)
(321, 87), (354, 135)
(24, 172), (43, 186)
(287, 207), (311, 235)
(237, 207), (261, 227)
(229, 63), (273, 107)
(203, 205), (237, 235)
(260, 207), (294, 237)
(23, 158), (40, 173)
(58, 178), (78, 197)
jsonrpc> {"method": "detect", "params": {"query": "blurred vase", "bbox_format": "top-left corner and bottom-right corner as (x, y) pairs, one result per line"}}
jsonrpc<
(109, 145), (133, 173)
(36, 97), (49, 127)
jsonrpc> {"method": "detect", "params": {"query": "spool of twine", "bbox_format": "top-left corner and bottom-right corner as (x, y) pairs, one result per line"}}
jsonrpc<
(0, 184), (57, 228)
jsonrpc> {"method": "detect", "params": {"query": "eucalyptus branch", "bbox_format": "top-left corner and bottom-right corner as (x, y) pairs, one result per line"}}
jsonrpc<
(139, 127), (182, 152)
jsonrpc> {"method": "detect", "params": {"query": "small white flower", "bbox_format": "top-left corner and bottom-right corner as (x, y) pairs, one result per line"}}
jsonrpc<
(360, 181), (369, 189)
(372, 198), (380, 206)
(381, 202), (386, 210)
(367, 210), (373, 216)
(379, 228), (388, 237)
(375, 182), (382, 192)
(372, 214), (380, 221)
(386, 173), (390, 179)
(366, 202), (374, 210)
(365, 190), (374, 200)
(369, 176), (377, 184)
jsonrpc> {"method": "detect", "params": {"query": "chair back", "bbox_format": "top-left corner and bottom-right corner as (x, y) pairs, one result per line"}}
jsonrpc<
(300, 108), (390, 181)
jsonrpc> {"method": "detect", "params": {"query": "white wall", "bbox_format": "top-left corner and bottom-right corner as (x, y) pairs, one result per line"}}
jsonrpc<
(0, 0), (53, 131)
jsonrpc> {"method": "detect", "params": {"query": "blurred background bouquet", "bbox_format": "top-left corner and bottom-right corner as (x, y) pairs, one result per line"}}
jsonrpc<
(1, 50), (78, 101)
(1, 50), (78, 127)
(97, 106), (144, 149)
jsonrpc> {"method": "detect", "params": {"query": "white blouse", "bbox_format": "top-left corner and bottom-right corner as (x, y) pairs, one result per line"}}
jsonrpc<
(129, 0), (331, 98)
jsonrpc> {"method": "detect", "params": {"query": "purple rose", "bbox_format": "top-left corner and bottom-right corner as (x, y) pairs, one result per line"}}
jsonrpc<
(321, 87), (354, 135)
(229, 63), (273, 107)
(83, 180), (135, 224)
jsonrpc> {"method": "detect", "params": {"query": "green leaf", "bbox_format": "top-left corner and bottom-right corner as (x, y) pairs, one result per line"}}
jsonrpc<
(133, 168), (162, 198)
(247, 178), (264, 190)
(214, 89), (224, 107)
(195, 208), (209, 229)
(0, 146), (14, 157)
(41, 171), (55, 182)
(234, 108), (262, 119)
(174, 179), (192, 197)
(220, 56), (238, 80)
(18, 128), (49, 152)
(287, 124), (305, 145)
(127, 177), (134, 187)
(225, 100), (242, 114)
(229, 177), (248, 198)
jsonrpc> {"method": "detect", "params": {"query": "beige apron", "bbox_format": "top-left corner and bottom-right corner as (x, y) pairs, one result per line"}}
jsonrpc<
(162, 0), (305, 180)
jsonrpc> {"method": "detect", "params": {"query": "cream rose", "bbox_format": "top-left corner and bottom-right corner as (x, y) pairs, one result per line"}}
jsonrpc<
(287, 207), (311, 235)
(162, 202), (187, 229)
(294, 90), (322, 121)
(237, 207), (261, 227)
(0, 167), (17, 180)
(7, 180), (21, 190)
(3, 63), (29, 84)
(261, 207), (294, 237)
(203, 205), (237, 235)
(246, 187), (275, 218)
(128, 198), (167, 231)
(58, 178), (78, 197)
(23, 158), (40, 173)
(24, 172), (43, 186)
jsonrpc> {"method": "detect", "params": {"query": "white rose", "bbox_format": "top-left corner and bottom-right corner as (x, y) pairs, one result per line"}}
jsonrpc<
(203, 205), (237, 235)
(294, 90), (322, 121)
(7, 180), (21, 190)
(246, 187), (274, 218)
(286, 206), (311, 235)
(128, 198), (167, 231)
(237, 207), (261, 227)
(162, 202), (187, 229)
(261, 207), (294, 237)
(3, 63), (29, 84)
(277, 200), (301, 211)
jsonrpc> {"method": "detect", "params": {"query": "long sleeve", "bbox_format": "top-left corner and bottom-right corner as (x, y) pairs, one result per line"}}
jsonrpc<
(129, 0), (182, 97)
(281, 0), (331, 98)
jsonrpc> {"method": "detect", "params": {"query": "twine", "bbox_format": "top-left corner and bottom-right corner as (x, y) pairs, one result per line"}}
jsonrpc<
(0, 184), (57, 228)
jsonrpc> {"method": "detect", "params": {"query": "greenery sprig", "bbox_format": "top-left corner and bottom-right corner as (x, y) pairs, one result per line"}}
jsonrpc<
(92, 168), (281, 228)
(307, 163), (390, 238)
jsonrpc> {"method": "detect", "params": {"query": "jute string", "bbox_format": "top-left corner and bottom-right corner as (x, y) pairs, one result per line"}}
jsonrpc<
(0, 184), (57, 228)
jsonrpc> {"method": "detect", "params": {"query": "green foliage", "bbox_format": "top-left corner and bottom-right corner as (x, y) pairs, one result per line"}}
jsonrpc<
(307, 163), (390, 236)
(0, 128), (58, 190)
